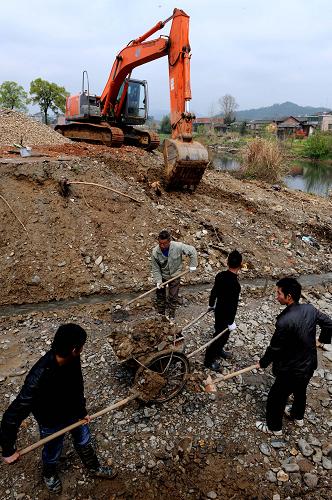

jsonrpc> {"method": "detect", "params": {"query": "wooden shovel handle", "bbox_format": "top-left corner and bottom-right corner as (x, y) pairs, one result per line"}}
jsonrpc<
(125, 270), (190, 307)
(18, 393), (137, 457)
(181, 309), (211, 333)
(213, 364), (258, 384)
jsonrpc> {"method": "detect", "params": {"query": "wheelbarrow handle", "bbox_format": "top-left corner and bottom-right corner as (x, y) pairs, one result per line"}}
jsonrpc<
(125, 270), (190, 307)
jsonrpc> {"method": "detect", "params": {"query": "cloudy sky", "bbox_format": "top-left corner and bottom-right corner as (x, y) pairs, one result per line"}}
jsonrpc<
(1, 0), (332, 117)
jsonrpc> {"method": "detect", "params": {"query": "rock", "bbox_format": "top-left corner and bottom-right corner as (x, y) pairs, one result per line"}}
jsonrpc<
(30, 275), (41, 284)
(207, 492), (217, 499)
(297, 458), (314, 473)
(323, 352), (332, 362)
(322, 443), (332, 458)
(57, 261), (66, 267)
(266, 470), (277, 482)
(307, 434), (321, 447)
(322, 457), (332, 470)
(259, 443), (271, 456)
(303, 473), (318, 488)
(272, 495), (280, 500)
(276, 470), (288, 482)
(312, 448), (322, 463)
(270, 440), (286, 449)
(95, 255), (103, 266)
(297, 438), (314, 457)
(284, 463), (300, 473)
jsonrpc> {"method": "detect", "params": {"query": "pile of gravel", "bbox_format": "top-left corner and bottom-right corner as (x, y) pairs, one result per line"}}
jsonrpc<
(0, 109), (70, 146)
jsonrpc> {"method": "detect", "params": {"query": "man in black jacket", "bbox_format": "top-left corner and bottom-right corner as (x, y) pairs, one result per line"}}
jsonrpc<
(0, 323), (116, 494)
(256, 277), (332, 435)
(204, 250), (242, 371)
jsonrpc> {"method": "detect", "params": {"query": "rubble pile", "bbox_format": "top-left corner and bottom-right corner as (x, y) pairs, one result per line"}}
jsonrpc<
(0, 285), (331, 499)
(109, 315), (180, 361)
(0, 109), (70, 146)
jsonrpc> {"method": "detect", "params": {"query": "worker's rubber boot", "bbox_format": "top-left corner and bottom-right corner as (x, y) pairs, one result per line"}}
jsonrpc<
(75, 443), (117, 479)
(42, 465), (62, 494)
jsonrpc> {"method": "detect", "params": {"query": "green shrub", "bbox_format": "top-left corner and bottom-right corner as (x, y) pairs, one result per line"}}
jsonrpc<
(303, 132), (332, 159)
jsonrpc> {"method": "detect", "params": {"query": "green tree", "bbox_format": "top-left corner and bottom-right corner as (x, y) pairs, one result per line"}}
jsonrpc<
(159, 114), (171, 134)
(0, 81), (28, 111)
(29, 78), (69, 124)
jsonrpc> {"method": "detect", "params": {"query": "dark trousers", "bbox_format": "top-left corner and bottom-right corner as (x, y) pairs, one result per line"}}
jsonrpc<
(266, 373), (312, 431)
(39, 422), (91, 476)
(204, 318), (229, 367)
(156, 278), (180, 315)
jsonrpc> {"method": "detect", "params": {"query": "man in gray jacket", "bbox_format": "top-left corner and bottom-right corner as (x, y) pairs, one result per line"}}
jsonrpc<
(151, 230), (198, 319)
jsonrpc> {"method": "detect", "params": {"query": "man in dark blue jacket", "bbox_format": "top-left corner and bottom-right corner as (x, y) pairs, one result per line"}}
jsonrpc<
(256, 277), (332, 435)
(0, 323), (116, 494)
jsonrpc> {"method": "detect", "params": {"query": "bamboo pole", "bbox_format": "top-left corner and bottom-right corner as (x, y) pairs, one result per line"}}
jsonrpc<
(18, 393), (137, 457)
(67, 180), (142, 204)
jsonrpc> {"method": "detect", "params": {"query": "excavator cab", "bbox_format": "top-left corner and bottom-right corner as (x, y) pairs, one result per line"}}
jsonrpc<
(122, 79), (148, 125)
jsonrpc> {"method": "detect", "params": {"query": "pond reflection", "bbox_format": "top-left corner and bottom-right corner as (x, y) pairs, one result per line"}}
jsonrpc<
(211, 152), (332, 197)
(285, 161), (332, 197)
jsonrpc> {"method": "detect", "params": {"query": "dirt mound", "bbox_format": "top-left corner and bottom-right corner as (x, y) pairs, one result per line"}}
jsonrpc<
(109, 315), (181, 361)
(0, 109), (70, 146)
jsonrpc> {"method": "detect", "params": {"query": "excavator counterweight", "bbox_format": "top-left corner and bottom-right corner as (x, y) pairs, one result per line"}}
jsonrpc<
(56, 8), (208, 189)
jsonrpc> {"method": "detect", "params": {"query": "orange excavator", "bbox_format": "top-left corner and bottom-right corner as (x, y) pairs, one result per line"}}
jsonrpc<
(55, 8), (208, 189)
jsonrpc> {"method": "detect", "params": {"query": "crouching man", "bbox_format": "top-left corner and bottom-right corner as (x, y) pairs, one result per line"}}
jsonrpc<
(256, 277), (332, 435)
(0, 323), (116, 494)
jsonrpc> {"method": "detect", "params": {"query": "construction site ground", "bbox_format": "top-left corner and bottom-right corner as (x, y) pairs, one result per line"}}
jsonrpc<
(0, 136), (331, 500)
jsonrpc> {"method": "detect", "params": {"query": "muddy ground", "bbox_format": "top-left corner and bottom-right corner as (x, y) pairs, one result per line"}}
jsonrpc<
(0, 142), (331, 499)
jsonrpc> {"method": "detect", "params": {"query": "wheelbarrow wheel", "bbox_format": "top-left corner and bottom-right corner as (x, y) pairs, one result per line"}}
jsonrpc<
(135, 350), (190, 403)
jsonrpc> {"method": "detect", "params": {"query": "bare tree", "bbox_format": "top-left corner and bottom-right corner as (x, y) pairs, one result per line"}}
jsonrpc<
(218, 94), (238, 125)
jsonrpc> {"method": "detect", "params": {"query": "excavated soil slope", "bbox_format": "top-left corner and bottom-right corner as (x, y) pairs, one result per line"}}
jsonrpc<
(0, 139), (331, 500)
(0, 142), (331, 307)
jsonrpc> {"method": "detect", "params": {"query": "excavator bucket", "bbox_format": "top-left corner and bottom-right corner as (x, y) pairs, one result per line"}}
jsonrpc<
(163, 138), (209, 190)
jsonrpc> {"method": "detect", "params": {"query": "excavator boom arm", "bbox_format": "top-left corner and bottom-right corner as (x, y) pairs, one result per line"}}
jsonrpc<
(100, 8), (193, 140)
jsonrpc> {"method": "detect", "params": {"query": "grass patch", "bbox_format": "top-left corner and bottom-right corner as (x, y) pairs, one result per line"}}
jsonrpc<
(239, 138), (288, 183)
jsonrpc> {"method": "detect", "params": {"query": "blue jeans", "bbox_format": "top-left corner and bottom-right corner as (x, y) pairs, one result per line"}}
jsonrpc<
(39, 421), (91, 472)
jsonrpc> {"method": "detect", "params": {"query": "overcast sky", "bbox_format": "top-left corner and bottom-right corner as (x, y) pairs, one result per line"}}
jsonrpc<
(1, 0), (332, 117)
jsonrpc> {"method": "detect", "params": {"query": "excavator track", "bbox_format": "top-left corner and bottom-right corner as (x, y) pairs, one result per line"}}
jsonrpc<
(55, 122), (124, 148)
(135, 129), (160, 151)
(122, 128), (160, 151)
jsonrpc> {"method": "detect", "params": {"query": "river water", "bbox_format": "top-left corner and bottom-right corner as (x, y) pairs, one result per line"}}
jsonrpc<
(212, 154), (332, 197)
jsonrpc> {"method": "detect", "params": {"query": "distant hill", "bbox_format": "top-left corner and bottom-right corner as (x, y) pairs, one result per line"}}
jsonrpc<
(235, 101), (330, 121)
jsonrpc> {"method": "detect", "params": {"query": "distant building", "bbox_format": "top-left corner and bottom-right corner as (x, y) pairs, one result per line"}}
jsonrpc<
(321, 112), (332, 131)
(193, 117), (226, 133)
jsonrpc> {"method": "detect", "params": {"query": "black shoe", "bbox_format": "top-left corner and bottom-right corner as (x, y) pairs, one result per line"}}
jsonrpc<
(204, 361), (221, 372)
(91, 466), (117, 479)
(43, 474), (62, 494)
(219, 349), (232, 360)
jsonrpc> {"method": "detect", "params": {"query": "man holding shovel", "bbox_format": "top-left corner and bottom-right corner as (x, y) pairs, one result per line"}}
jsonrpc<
(256, 277), (332, 435)
(151, 230), (197, 320)
(0, 323), (116, 494)
(204, 250), (242, 371)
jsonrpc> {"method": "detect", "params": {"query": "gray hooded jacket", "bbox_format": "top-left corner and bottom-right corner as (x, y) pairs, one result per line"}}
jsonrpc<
(151, 241), (198, 282)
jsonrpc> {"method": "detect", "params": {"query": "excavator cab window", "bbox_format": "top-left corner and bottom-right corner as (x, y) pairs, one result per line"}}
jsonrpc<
(125, 79), (148, 122)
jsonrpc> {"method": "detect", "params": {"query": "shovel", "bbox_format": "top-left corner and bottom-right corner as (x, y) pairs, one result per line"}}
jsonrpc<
(112, 270), (190, 321)
(205, 364), (259, 392)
